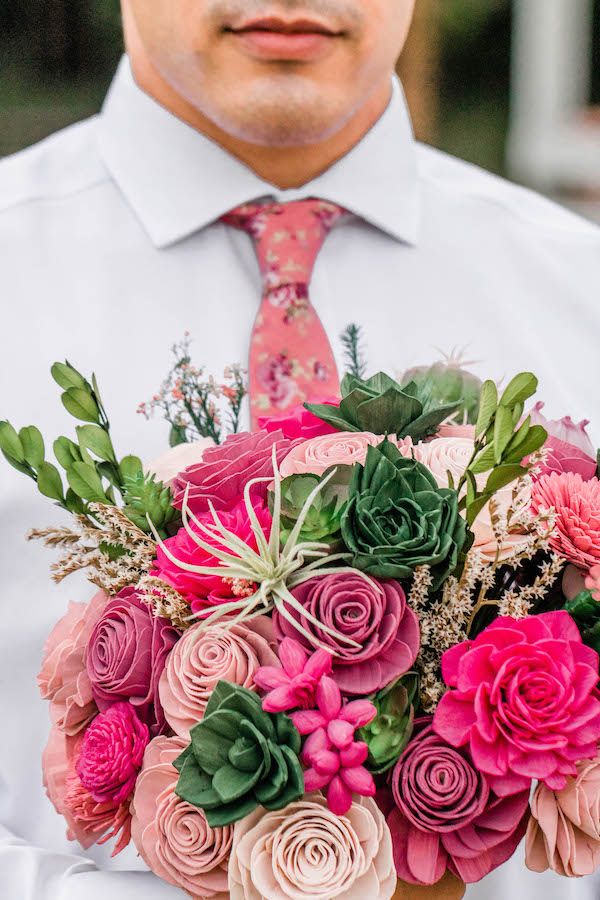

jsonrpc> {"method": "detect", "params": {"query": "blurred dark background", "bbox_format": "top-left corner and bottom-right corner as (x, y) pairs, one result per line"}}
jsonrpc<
(1, 0), (599, 193)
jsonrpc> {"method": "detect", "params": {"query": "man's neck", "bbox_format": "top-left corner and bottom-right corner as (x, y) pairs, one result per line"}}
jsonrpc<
(127, 57), (392, 190)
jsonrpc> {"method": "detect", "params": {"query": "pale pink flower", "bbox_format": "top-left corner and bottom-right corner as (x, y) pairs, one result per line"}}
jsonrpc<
(437, 423), (476, 439)
(531, 472), (600, 570)
(529, 402), (597, 480)
(279, 431), (411, 478)
(146, 438), (214, 486)
(254, 637), (332, 712)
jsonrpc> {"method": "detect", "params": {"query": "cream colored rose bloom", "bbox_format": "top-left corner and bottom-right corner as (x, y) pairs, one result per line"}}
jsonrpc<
(413, 437), (531, 563)
(228, 792), (396, 900)
(279, 431), (411, 478)
(146, 438), (214, 486)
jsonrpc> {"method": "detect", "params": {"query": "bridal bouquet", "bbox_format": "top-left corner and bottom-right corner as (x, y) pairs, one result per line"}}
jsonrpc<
(3, 342), (600, 899)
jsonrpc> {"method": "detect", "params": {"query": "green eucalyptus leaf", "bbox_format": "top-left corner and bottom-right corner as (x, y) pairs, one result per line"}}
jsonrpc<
(51, 361), (87, 391)
(66, 461), (109, 502)
(76, 424), (116, 462)
(485, 464), (525, 496)
(504, 425), (547, 465)
(500, 372), (538, 409)
(469, 443), (496, 475)
(0, 421), (25, 462)
(466, 494), (491, 526)
(475, 380), (497, 438)
(36, 462), (64, 501)
(53, 436), (82, 469)
(62, 388), (100, 423)
(19, 426), (45, 469)
(493, 405), (514, 463)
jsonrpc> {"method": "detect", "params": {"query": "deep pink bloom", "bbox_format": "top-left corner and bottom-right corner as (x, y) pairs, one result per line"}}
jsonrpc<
(586, 565), (600, 601)
(387, 723), (529, 885)
(291, 676), (376, 815)
(86, 586), (180, 734)
(531, 472), (600, 571)
(434, 611), (600, 796)
(171, 430), (301, 515)
(529, 402), (597, 481)
(254, 638), (332, 712)
(258, 398), (339, 440)
(76, 703), (149, 805)
(151, 498), (271, 615)
(274, 574), (419, 695)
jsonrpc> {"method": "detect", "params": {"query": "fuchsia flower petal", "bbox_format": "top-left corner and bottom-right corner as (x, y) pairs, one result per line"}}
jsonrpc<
(327, 775), (354, 816)
(291, 710), (327, 734)
(339, 742), (369, 768)
(253, 666), (289, 691)
(339, 766), (376, 796)
(315, 676), (342, 719)
(278, 638), (308, 677)
(311, 750), (340, 776)
(262, 684), (303, 714)
(339, 699), (377, 728)
(304, 649), (333, 680)
(327, 720), (355, 750)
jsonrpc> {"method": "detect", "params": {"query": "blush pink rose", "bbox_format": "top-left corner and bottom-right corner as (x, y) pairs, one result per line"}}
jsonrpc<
(172, 430), (301, 515)
(526, 748), (600, 877)
(532, 472), (600, 571)
(43, 727), (131, 855)
(159, 617), (278, 739)
(76, 703), (149, 805)
(434, 611), (600, 796)
(131, 735), (231, 899)
(529, 402), (597, 481)
(86, 586), (180, 735)
(279, 431), (411, 478)
(38, 591), (108, 735)
(437, 424), (476, 439)
(274, 573), (420, 695)
(259, 398), (339, 439)
(146, 438), (214, 486)
(151, 498), (271, 615)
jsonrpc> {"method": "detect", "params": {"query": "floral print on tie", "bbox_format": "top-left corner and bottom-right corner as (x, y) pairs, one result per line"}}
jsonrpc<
(220, 198), (350, 427)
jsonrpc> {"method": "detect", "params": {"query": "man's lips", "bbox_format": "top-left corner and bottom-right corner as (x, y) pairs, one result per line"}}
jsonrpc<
(224, 15), (343, 61)
(227, 16), (342, 36)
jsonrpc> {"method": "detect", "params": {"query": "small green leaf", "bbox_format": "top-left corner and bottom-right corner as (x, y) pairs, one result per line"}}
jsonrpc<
(469, 444), (496, 475)
(465, 469), (477, 505)
(36, 462), (64, 501)
(64, 488), (86, 514)
(0, 421), (25, 462)
(53, 436), (82, 469)
(499, 372), (538, 409)
(62, 388), (100, 423)
(76, 424), (116, 462)
(493, 405), (514, 463)
(474, 380), (497, 438)
(19, 426), (45, 469)
(1, 451), (33, 476)
(466, 494), (491, 526)
(485, 464), (525, 496)
(66, 461), (109, 502)
(119, 455), (143, 481)
(504, 424), (547, 465)
(51, 361), (87, 391)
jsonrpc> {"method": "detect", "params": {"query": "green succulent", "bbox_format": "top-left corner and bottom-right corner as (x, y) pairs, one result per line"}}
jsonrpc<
(174, 680), (304, 827)
(564, 591), (600, 654)
(359, 674), (418, 774)
(121, 470), (177, 539)
(305, 372), (459, 441)
(341, 440), (468, 590)
(278, 470), (348, 548)
(400, 356), (483, 425)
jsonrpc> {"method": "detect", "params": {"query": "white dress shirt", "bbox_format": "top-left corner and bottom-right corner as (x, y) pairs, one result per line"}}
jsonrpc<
(1, 56), (599, 900)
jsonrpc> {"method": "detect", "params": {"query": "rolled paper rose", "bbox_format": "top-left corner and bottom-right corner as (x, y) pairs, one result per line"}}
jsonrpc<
(172, 430), (301, 514)
(131, 735), (232, 898)
(531, 472), (600, 570)
(76, 702), (149, 804)
(387, 724), (529, 885)
(43, 726), (131, 854)
(259, 397), (339, 439)
(159, 616), (278, 739)
(86, 586), (180, 734)
(228, 792), (396, 900)
(146, 438), (214, 486)
(526, 748), (600, 877)
(437, 424), (476, 439)
(151, 498), (271, 614)
(279, 430), (410, 478)
(38, 591), (107, 735)
(434, 611), (600, 795)
(529, 401), (597, 480)
(274, 572), (420, 695)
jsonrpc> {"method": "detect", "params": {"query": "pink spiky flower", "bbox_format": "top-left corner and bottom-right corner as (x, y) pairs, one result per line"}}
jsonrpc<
(291, 676), (377, 815)
(255, 638), (333, 713)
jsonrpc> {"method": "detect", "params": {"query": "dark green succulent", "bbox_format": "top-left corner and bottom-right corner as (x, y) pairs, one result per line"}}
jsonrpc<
(400, 357), (483, 425)
(358, 674), (418, 774)
(564, 591), (600, 654)
(278, 470), (348, 548)
(305, 372), (459, 441)
(341, 440), (468, 590)
(174, 680), (304, 827)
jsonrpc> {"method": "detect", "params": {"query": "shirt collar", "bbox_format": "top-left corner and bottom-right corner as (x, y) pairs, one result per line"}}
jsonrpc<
(98, 56), (420, 249)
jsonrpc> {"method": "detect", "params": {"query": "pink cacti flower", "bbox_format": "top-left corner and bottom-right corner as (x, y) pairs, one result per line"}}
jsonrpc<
(254, 638), (333, 713)
(291, 676), (377, 816)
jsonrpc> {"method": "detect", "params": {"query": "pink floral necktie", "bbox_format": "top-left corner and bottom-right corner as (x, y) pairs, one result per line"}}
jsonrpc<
(220, 198), (349, 427)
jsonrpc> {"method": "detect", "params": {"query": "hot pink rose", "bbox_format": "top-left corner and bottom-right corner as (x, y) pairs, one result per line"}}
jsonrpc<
(259, 398), (339, 439)
(37, 591), (107, 735)
(532, 472), (600, 571)
(529, 402), (597, 480)
(131, 735), (231, 899)
(158, 617), (278, 738)
(76, 703), (149, 805)
(387, 723), (529, 885)
(279, 431), (411, 478)
(172, 430), (300, 514)
(151, 497), (271, 615)
(86, 586), (180, 734)
(434, 611), (600, 795)
(43, 727), (131, 855)
(274, 573), (420, 695)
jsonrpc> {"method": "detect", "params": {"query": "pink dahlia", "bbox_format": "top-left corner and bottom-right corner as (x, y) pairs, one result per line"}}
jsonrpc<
(274, 573), (419, 695)
(529, 402), (597, 481)
(254, 637), (333, 713)
(531, 472), (600, 571)
(291, 676), (376, 815)
(258, 397), (339, 440)
(76, 703), (149, 805)
(171, 429), (300, 515)
(387, 723), (529, 885)
(152, 498), (271, 615)
(434, 611), (600, 795)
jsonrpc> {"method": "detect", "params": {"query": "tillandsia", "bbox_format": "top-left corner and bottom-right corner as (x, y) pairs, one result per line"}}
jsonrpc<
(399, 348), (483, 424)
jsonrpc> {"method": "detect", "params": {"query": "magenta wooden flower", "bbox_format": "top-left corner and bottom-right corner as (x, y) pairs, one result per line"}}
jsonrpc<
(258, 398), (339, 439)
(254, 637), (333, 712)
(76, 703), (149, 805)
(274, 573), (419, 695)
(434, 611), (600, 796)
(387, 724), (529, 885)
(531, 473), (600, 570)
(291, 676), (376, 815)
